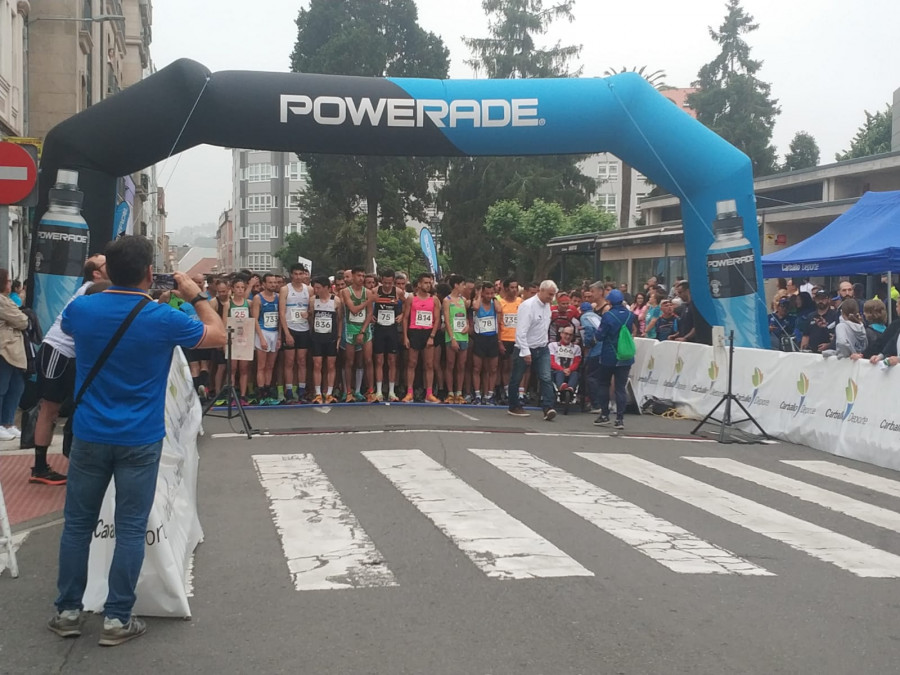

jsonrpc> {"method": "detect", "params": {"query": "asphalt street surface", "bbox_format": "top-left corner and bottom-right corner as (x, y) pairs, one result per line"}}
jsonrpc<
(4, 403), (900, 674)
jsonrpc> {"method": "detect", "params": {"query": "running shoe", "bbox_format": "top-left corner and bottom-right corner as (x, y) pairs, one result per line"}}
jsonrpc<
(374, 392), (384, 402)
(279, 394), (294, 405)
(4, 426), (21, 438)
(29, 467), (67, 486)
(213, 396), (228, 407)
(354, 391), (367, 403)
(325, 395), (338, 404)
(239, 397), (250, 407)
(543, 408), (557, 422)
(388, 393), (400, 402)
(507, 407), (529, 417)
(614, 418), (625, 430)
(98, 616), (147, 647)
(425, 394), (441, 403)
(483, 395), (495, 406)
(473, 395), (482, 405)
(344, 393), (355, 403)
(593, 415), (612, 427)
(48, 610), (85, 638)
(401, 392), (414, 402)
(312, 394), (324, 404)
(366, 390), (378, 403)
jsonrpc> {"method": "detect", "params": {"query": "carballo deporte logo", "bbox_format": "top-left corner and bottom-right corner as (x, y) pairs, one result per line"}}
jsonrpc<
(843, 378), (858, 421)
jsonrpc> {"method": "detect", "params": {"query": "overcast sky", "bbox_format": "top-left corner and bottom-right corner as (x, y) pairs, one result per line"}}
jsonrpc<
(151, 0), (900, 235)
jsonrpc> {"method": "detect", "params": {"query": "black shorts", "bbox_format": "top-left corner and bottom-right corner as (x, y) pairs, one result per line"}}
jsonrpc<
(373, 327), (400, 355)
(408, 328), (432, 352)
(473, 334), (500, 359)
(311, 340), (337, 358)
(187, 348), (213, 363)
(283, 328), (311, 351)
(212, 348), (226, 365)
(36, 344), (76, 404)
(503, 341), (516, 358)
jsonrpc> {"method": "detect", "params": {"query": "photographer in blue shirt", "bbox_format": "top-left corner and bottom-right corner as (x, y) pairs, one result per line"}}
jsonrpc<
(48, 236), (225, 647)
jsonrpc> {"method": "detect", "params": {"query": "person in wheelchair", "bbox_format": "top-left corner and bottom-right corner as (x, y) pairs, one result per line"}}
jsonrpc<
(549, 326), (581, 404)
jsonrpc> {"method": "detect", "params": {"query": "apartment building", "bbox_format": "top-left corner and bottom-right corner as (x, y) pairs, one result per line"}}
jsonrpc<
(231, 149), (308, 273)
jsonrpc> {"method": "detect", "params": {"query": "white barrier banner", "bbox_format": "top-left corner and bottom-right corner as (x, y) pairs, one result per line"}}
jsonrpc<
(634, 339), (900, 471)
(83, 349), (203, 618)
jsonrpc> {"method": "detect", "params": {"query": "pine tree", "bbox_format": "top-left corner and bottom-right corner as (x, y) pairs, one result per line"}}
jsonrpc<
(439, 0), (594, 279)
(782, 131), (820, 171)
(687, 0), (780, 176)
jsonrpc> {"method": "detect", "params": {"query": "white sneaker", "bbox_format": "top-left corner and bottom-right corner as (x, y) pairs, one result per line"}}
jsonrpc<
(5, 426), (21, 438)
(0, 427), (15, 441)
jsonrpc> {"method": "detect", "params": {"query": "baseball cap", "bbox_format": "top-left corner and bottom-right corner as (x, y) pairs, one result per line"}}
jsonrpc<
(580, 301), (593, 313)
(814, 290), (829, 298)
(607, 289), (625, 305)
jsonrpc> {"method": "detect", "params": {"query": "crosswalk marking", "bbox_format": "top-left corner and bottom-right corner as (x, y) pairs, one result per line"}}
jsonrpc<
(782, 460), (900, 500)
(252, 454), (397, 590)
(579, 453), (900, 578)
(470, 449), (772, 576)
(686, 457), (900, 534)
(363, 449), (593, 580)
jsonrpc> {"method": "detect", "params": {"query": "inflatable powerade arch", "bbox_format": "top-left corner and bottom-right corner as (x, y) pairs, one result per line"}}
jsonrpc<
(33, 58), (767, 348)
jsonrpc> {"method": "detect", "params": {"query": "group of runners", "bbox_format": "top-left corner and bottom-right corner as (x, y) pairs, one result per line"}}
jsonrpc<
(171, 265), (592, 409)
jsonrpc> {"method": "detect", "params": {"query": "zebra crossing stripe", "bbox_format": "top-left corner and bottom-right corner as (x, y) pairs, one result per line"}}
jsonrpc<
(579, 453), (900, 578)
(363, 449), (593, 580)
(252, 454), (397, 590)
(781, 460), (900, 500)
(686, 457), (900, 534)
(470, 449), (772, 576)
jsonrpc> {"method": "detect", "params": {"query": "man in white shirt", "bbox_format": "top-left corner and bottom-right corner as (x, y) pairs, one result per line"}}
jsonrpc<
(508, 280), (558, 421)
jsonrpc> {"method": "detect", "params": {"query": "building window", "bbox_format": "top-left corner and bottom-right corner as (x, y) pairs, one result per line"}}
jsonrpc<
(289, 194), (302, 210)
(286, 161), (307, 181)
(599, 194), (617, 214)
(246, 163), (277, 182)
(245, 194), (273, 212)
(247, 253), (273, 272)
(598, 162), (619, 181)
(247, 223), (271, 241)
(287, 221), (304, 235)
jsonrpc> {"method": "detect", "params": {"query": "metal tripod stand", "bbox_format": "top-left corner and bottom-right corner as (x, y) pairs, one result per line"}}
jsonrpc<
(203, 327), (256, 439)
(691, 330), (770, 443)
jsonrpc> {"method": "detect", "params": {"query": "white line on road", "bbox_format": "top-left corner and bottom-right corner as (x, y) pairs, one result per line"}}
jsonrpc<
(363, 449), (593, 580)
(448, 407), (479, 422)
(252, 454), (397, 590)
(580, 453), (900, 578)
(686, 457), (900, 534)
(471, 449), (771, 576)
(782, 460), (900, 500)
(314, 406), (332, 414)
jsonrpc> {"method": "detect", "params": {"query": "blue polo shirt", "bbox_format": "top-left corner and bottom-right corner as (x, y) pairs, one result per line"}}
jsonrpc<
(62, 288), (206, 445)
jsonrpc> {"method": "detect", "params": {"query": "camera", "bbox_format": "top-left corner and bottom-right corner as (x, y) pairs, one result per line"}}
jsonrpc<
(152, 273), (177, 291)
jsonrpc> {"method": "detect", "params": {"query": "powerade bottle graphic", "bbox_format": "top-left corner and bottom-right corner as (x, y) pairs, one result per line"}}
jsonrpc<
(32, 169), (90, 338)
(706, 199), (760, 346)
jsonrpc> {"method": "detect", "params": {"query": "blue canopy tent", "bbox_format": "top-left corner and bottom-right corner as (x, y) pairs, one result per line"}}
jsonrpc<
(762, 190), (900, 322)
(762, 190), (900, 276)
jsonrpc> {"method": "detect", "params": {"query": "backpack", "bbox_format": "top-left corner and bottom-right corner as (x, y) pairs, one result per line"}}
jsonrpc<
(609, 310), (636, 361)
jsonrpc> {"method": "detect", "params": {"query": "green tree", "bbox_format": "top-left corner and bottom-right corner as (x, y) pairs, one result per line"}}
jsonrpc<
(603, 66), (668, 229)
(836, 104), (893, 160)
(291, 0), (449, 272)
(484, 199), (614, 280)
(463, 0), (581, 78)
(439, 0), (594, 280)
(781, 131), (820, 171)
(687, 0), (780, 176)
(376, 228), (429, 278)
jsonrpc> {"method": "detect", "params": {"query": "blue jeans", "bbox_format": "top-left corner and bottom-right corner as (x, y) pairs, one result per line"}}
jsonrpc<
(56, 437), (163, 622)
(0, 358), (24, 426)
(585, 356), (603, 410)
(508, 346), (555, 410)
(598, 364), (632, 419)
(553, 369), (580, 390)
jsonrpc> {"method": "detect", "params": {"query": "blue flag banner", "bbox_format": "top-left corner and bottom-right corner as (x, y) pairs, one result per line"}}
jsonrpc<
(419, 227), (441, 279)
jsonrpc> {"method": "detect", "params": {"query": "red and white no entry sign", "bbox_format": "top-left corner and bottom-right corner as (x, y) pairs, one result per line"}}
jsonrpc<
(0, 141), (37, 205)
